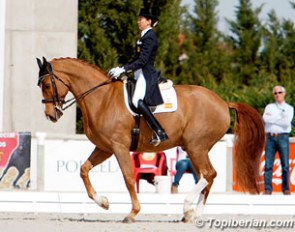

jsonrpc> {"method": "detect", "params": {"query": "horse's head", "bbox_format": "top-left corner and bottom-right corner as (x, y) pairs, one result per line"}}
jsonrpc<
(36, 57), (69, 122)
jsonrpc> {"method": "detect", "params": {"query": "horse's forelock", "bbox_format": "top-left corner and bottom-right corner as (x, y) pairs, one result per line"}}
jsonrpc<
(37, 61), (49, 86)
(37, 57), (55, 86)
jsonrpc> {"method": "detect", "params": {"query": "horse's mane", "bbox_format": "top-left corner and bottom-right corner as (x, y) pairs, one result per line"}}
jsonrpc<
(51, 57), (107, 75)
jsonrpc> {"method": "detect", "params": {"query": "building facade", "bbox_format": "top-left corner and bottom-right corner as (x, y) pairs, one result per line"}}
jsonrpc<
(0, 0), (78, 134)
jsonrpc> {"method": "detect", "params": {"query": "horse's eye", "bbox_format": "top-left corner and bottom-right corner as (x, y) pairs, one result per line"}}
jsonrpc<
(43, 83), (51, 90)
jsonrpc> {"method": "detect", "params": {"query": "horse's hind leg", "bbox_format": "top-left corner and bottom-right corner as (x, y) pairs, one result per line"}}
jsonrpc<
(183, 150), (216, 223)
(80, 147), (112, 209)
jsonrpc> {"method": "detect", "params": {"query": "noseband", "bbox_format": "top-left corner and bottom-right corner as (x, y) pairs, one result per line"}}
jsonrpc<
(38, 62), (113, 111)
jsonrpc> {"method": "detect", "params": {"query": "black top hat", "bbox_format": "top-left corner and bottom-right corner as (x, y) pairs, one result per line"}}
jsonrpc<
(138, 8), (159, 21)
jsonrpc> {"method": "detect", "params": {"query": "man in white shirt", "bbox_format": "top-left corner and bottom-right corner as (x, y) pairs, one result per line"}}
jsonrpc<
(263, 85), (294, 195)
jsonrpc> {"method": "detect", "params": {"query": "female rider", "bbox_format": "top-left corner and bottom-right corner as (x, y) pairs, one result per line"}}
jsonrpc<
(109, 8), (168, 146)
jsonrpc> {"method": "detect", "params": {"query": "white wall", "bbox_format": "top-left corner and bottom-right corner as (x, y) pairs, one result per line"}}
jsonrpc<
(3, 0), (77, 134)
(0, 0), (6, 131)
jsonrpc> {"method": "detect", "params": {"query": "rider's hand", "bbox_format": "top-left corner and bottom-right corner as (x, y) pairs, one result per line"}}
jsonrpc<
(108, 66), (125, 79)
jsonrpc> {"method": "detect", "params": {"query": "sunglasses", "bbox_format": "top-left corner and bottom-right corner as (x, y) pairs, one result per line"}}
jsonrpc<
(273, 91), (284, 95)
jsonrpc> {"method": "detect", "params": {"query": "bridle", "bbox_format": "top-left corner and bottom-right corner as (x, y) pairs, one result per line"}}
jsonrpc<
(38, 62), (113, 112)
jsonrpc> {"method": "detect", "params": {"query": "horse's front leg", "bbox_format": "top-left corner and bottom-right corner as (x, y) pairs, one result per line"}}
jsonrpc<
(80, 147), (112, 209)
(113, 147), (140, 223)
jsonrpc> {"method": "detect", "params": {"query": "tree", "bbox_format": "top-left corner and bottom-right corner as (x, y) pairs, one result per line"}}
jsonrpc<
(177, 0), (229, 90)
(78, 0), (142, 70)
(260, 10), (282, 76)
(279, 19), (295, 82)
(226, 0), (263, 85)
(79, 0), (115, 70)
(154, 0), (183, 79)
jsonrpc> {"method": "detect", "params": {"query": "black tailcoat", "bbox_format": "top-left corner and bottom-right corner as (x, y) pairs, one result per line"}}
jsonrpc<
(124, 29), (163, 106)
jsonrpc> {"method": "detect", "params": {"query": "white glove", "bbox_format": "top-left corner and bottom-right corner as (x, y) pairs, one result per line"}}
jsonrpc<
(108, 66), (125, 79)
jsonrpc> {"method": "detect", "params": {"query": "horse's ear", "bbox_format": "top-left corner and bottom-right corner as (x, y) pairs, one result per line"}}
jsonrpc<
(42, 56), (53, 74)
(36, 58), (42, 69)
(42, 56), (47, 64)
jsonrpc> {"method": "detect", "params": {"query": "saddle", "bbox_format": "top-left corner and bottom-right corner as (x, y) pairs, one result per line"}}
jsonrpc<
(124, 72), (177, 151)
(126, 71), (168, 114)
(125, 72), (176, 116)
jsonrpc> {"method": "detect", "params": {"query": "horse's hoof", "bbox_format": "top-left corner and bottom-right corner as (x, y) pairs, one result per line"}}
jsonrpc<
(183, 209), (195, 223)
(122, 216), (135, 223)
(99, 196), (109, 210)
(93, 194), (109, 210)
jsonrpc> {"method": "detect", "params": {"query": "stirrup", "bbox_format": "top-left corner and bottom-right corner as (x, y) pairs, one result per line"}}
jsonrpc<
(150, 135), (161, 146)
(150, 131), (168, 146)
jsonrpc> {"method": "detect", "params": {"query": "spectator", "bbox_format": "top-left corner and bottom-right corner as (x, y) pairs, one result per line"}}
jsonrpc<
(263, 85), (294, 195)
(171, 147), (198, 194)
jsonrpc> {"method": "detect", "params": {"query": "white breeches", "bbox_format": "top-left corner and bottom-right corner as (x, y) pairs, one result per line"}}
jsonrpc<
(132, 69), (146, 108)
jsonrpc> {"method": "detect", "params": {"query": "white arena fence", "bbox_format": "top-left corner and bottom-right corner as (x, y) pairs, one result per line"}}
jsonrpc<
(1, 133), (295, 215)
(30, 133), (232, 193)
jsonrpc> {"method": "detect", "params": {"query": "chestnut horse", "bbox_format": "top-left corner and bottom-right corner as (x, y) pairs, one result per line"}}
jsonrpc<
(36, 57), (265, 223)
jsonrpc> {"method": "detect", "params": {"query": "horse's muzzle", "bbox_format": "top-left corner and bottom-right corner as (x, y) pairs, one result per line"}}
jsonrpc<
(46, 106), (63, 123)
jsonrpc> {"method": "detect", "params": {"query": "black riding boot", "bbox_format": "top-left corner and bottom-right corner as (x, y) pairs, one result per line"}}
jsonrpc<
(137, 100), (168, 146)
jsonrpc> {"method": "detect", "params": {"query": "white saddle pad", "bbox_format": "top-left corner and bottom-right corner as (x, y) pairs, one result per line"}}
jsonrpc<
(123, 79), (178, 116)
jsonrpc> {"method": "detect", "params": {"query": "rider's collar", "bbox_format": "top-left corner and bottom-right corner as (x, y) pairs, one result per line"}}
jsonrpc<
(141, 27), (152, 38)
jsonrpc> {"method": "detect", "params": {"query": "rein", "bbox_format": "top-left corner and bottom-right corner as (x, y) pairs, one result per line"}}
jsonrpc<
(60, 78), (113, 110)
(40, 63), (113, 111)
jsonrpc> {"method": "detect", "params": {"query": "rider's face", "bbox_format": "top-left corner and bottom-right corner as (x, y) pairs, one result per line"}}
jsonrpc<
(137, 16), (151, 31)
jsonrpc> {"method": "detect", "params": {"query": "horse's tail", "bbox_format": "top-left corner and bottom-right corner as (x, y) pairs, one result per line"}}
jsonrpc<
(228, 102), (265, 194)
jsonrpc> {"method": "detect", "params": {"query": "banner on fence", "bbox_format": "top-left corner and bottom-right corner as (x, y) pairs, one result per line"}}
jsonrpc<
(233, 142), (295, 193)
(0, 132), (31, 189)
